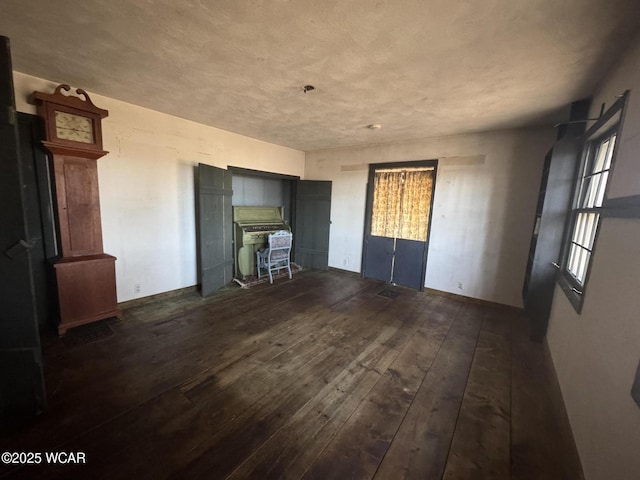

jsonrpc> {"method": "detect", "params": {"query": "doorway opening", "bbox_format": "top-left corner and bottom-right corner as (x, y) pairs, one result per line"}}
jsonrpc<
(362, 160), (437, 290)
(196, 165), (332, 296)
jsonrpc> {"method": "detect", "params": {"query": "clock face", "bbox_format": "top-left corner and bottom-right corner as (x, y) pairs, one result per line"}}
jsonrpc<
(54, 111), (95, 144)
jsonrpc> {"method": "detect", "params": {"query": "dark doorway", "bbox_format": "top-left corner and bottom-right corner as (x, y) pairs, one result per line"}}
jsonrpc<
(0, 36), (46, 415)
(294, 180), (332, 270)
(197, 166), (332, 296)
(362, 160), (437, 290)
(196, 163), (234, 297)
(228, 168), (332, 271)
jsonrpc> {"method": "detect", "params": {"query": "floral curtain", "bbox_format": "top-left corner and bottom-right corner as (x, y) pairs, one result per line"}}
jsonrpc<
(371, 169), (433, 241)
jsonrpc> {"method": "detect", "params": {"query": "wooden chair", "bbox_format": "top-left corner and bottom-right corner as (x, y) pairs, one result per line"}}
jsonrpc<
(256, 230), (293, 284)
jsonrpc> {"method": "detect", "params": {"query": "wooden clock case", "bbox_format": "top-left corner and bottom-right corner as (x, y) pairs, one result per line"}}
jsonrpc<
(30, 85), (121, 335)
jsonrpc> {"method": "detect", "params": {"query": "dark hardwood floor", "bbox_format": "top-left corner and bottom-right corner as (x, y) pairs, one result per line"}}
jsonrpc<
(0, 269), (583, 480)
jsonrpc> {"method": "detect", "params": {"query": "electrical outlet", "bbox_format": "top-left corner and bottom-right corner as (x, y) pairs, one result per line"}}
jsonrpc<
(134, 284), (141, 294)
(458, 282), (463, 290)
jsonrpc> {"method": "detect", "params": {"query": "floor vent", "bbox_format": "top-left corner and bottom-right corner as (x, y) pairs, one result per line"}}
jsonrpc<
(63, 322), (114, 347)
(377, 288), (400, 299)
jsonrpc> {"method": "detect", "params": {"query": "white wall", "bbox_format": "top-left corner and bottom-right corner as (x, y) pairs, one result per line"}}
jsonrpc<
(546, 35), (640, 480)
(305, 127), (555, 307)
(14, 72), (305, 302)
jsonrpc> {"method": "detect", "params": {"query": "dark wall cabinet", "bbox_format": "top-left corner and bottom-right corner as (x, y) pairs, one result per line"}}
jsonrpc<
(523, 100), (590, 341)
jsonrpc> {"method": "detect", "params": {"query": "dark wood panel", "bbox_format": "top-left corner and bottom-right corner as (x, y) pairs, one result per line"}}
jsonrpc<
(362, 235), (393, 282)
(52, 156), (103, 257)
(294, 180), (331, 270)
(0, 35), (45, 415)
(0, 270), (583, 480)
(197, 163), (233, 296)
(393, 237), (426, 289)
(523, 100), (589, 341)
(17, 113), (56, 329)
(54, 255), (120, 335)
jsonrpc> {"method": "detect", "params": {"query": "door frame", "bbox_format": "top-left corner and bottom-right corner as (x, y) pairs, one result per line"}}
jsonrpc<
(229, 167), (333, 269)
(361, 159), (438, 291)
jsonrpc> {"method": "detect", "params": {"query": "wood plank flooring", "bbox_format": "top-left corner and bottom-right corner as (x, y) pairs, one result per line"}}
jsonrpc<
(0, 269), (583, 480)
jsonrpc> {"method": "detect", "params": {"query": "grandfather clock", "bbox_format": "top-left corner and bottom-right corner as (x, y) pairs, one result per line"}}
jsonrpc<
(30, 84), (121, 335)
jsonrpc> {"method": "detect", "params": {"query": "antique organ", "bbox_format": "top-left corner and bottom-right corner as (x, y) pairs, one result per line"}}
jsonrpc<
(233, 206), (290, 278)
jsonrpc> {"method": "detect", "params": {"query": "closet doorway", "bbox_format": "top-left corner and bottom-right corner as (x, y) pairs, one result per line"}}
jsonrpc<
(362, 160), (437, 290)
(196, 165), (332, 296)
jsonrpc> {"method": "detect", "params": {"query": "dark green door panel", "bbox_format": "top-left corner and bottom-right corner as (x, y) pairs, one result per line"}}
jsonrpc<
(0, 36), (46, 415)
(294, 181), (332, 270)
(393, 238), (426, 290)
(362, 236), (394, 282)
(197, 164), (233, 297)
(17, 112), (56, 329)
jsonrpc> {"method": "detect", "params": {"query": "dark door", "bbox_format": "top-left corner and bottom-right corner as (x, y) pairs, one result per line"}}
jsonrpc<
(196, 163), (234, 296)
(523, 137), (584, 340)
(522, 100), (589, 341)
(362, 162), (437, 290)
(17, 113), (57, 329)
(392, 238), (427, 288)
(0, 36), (46, 415)
(362, 236), (394, 282)
(294, 180), (332, 269)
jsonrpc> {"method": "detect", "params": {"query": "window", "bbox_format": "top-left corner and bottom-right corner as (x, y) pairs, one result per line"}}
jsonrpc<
(370, 168), (434, 242)
(566, 130), (616, 283)
(559, 92), (628, 311)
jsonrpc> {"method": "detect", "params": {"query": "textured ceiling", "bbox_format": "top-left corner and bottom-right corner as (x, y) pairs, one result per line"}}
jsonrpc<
(1, 0), (639, 151)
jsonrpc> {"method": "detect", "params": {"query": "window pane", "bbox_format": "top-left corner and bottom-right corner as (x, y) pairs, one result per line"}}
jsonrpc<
(567, 243), (592, 285)
(371, 169), (433, 241)
(567, 211), (599, 285)
(586, 173), (601, 208)
(579, 176), (592, 208)
(579, 133), (616, 208)
(397, 170), (433, 241)
(578, 213), (590, 247)
(567, 243), (580, 277)
(594, 171), (609, 207)
(574, 246), (585, 281)
(604, 134), (616, 170)
(572, 213), (587, 244)
(586, 213), (599, 248)
(568, 243), (586, 282)
(592, 139), (609, 173)
(371, 171), (402, 237)
(572, 212), (598, 250)
(577, 248), (591, 284)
